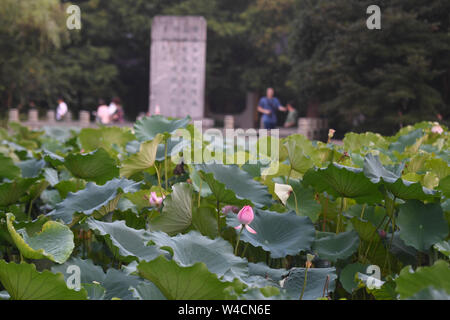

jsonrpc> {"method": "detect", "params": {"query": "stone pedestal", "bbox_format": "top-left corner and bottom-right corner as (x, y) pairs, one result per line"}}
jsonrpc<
(224, 115), (234, 129)
(47, 110), (55, 122)
(297, 117), (328, 141)
(149, 16), (207, 120)
(65, 111), (72, 122)
(79, 110), (90, 126)
(28, 109), (39, 123)
(9, 109), (19, 122)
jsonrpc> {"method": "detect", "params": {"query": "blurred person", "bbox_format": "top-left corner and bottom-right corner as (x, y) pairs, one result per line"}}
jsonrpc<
(257, 88), (287, 129)
(109, 97), (120, 121)
(56, 98), (68, 121)
(115, 104), (125, 123)
(283, 101), (298, 128)
(96, 99), (110, 124)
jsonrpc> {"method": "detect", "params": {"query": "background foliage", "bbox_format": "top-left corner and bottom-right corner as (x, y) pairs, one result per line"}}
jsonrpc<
(0, 0), (449, 134)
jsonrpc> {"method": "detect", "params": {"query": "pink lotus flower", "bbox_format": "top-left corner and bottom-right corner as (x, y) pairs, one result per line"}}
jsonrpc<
(149, 192), (164, 206)
(431, 125), (443, 134)
(234, 205), (257, 234)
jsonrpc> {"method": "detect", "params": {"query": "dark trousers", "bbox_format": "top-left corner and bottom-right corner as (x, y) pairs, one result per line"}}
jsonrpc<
(263, 121), (276, 129)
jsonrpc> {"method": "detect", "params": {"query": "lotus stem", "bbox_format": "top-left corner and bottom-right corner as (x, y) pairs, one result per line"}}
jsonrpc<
(287, 167), (292, 184)
(292, 190), (299, 215)
(336, 197), (345, 234)
(154, 164), (164, 197)
(234, 226), (244, 256)
(216, 201), (221, 236)
(198, 179), (203, 207)
(164, 141), (168, 190)
(300, 265), (309, 300)
(27, 199), (33, 220)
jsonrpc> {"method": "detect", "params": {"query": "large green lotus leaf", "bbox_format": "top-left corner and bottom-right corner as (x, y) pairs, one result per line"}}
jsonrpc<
(0, 260), (87, 300)
(395, 260), (450, 299)
(283, 134), (320, 160)
(120, 134), (163, 178)
(7, 213), (74, 264)
(43, 167), (59, 186)
(438, 175), (450, 198)
(434, 240), (450, 258)
(17, 159), (46, 178)
(0, 291), (10, 300)
(43, 149), (65, 167)
(368, 280), (397, 300)
(149, 182), (193, 235)
(363, 154), (438, 201)
(389, 128), (423, 153)
(196, 163), (272, 208)
(312, 231), (360, 262)
(191, 206), (219, 239)
(147, 231), (248, 281)
(137, 256), (239, 300)
(64, 148), (119, 185)
(284, 139), (316, 174)
(424, 158), (450, 180)
(226, 209), (315, 259)
(386, 231), (418, 266)
(282, 267), (337, 300)
(42, 126), (75, 142)
(397, 200), (448, 252)
(0, 178), (37, 206)
(131, 281), (166, 300)
(134, 115), (191, 141)
(189, 166), (212, 197)
(8, 122), (44, 141)
(54, 179), (85, 198)
(339, 263), (370, 294)
(303, 163), (383, 204)
(78, 126), (135, 153)
(286, 179), (321, 222)
(197, 169), (249, 206)
(407, 287), (450, 300)
(343, 132), (389, 153)
(123, 189), (152, 212)
(52, 257), (144, 300)
(0, 153), (20, 180)
(155, 137), (190, 161)
(87, 218), (167, 263)
(47, 178), (141, 224)
(363, 153), (401, 183)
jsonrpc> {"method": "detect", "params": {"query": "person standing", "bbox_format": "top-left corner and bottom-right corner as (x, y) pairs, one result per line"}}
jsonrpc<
(96, 99), (110, 124)
(108, 97), (120, 121)
(283, 101), (299, 128)
(56, 98), (68, 121)
(257, 88), (287, 129)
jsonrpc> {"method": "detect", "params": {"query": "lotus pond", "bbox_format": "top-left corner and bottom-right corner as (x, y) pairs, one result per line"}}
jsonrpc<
(0, 117), (449, 300)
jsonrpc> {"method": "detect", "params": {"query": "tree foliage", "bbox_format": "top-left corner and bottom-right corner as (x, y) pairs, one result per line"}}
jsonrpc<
(289, 0), (450, 135)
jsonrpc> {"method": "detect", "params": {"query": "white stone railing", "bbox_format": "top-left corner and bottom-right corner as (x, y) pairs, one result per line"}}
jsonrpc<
(8, 108), (94, 128)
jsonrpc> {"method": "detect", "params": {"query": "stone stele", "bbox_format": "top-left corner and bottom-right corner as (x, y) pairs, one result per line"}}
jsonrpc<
(149, 16), (207, 120)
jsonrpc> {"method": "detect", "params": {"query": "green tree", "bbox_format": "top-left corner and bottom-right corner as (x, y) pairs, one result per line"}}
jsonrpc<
(0, 0), (67, 109)
(289, 0), (450, 135)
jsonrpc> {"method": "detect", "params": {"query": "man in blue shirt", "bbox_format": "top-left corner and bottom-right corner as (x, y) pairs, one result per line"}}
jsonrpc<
(257, 88), (287, 129)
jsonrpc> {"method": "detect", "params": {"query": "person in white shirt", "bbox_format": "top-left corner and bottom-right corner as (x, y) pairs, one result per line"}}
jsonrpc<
(108, 97), (120, 120)
(56, 98), (68, 121)
(97, 99), (111, 124)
